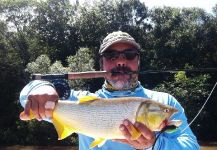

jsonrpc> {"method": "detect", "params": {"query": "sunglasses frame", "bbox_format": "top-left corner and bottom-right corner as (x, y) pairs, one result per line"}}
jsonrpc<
(100, 48), (140, 61)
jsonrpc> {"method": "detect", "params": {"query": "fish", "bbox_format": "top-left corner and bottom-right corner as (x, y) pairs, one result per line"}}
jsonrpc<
(20, 96), (182, 149)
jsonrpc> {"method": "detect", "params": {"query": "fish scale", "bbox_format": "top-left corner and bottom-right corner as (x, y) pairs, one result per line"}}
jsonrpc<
(54, 99), (142, 139)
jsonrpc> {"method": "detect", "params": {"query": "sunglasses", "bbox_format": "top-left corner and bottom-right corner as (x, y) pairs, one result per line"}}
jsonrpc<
(100, 49), (139, 61)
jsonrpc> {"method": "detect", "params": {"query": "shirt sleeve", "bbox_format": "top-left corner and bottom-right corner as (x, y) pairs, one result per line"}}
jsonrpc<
(19, 80), (55, 108)
(151, 95), (200, 150)
(19, 80), (95, 123)
(19, 80), (95, 107)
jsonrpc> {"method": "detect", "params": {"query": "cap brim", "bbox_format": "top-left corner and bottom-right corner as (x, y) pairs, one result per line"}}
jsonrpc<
(99, 39), (140, 54)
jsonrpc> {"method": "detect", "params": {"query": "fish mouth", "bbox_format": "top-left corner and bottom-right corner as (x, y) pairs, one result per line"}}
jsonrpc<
(158, 119), (182, 131)
(167, 119), (182, 127)
(158, 119), (168, 130)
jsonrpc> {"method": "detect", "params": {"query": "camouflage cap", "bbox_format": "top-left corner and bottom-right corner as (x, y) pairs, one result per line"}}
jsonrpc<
(99, 31), (140, 54)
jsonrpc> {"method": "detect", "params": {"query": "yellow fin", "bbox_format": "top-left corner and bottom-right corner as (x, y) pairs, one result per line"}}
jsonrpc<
(90, 138), (106, 149)
(29, 109), (35, 120)
(78, 95), (98, 103)
(19, 110), (35, 120)
(20, 109), (36, 120)
(130, 125), (141, 140)
(52, 112), (76, 140)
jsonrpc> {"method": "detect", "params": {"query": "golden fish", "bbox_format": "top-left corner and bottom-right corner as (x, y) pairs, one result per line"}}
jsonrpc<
(20, 96), (182, 149)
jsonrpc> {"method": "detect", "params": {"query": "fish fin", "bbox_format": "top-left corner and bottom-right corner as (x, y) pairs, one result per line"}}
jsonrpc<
(52, 112), (76, 140)
(90, 138), (106, 149)
(130, 125), (141, 140)
(19, 109), (36, 120)
(29, 109), (35, 120)
(78, 95), (98, 103)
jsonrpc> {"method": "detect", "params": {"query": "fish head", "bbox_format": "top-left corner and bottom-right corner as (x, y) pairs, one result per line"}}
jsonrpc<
(136, 100), (179, 131)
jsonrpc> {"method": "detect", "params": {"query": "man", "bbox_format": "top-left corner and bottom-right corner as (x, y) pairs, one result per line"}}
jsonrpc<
(20, 31), (200, 149)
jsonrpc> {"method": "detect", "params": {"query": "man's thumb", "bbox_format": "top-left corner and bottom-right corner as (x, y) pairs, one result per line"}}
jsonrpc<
(19, 111), (30, 121)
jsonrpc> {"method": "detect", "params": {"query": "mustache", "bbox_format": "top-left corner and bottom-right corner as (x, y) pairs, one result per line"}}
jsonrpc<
(111, 66), (132, 75)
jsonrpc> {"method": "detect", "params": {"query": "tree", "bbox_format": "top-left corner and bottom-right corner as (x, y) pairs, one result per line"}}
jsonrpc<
(30, 0), (79, 62)
(0, 21), (26, 145)
(67, 47), (95, 90)
(154, 71), (214, 140)
(148, 7), (201, 68)
(73, 0), (150, 70)
(0, 0), (57, 64)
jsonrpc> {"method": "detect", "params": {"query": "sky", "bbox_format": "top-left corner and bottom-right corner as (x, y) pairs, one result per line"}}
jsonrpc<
(70, 0), (217, 13)
(142, 0), (216, 13)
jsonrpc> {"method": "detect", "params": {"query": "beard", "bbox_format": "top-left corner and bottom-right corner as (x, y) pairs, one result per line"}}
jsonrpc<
(106, 66), (138, 90)
(108, 79), (132, 90)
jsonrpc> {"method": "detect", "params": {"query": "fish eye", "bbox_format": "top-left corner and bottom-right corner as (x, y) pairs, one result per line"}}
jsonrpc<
(164, 109), (170, 113)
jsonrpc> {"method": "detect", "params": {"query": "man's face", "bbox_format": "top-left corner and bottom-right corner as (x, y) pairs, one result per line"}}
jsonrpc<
(101, 43), (139, 90)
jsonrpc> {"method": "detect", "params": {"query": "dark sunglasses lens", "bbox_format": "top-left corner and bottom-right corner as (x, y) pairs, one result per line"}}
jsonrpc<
(124, 51), (138, 60)
(101, 50), (139, 60)
(103, 52), (118, 60)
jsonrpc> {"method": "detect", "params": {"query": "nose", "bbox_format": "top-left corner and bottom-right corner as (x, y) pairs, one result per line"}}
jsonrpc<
(116, 55), (127, 67)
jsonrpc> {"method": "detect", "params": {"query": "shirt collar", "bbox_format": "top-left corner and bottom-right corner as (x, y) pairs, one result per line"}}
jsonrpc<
(101, 82), (143, 97)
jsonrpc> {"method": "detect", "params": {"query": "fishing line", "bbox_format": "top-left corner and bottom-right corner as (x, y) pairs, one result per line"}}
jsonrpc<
(128, 68), (217, 75)
(151, 125), (177, 150)
(181, 81), (217, 133)
(151, 81), (217, 149)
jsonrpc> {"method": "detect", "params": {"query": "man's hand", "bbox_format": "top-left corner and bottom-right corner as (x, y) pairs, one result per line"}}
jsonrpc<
(20, 85), (59, 121)
(114, 119), (156, 149)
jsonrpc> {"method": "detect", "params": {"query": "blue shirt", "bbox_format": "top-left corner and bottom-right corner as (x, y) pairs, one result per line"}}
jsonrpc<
(20, 80), (200, 150)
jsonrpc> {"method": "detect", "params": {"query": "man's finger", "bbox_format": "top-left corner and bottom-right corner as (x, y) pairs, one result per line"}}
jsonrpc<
(123, 120), (141, 140)
(45, 101), (55, 118)
(31, 98), (41, 120)
(119, 124), (131, 139)
(135, 122), (155, 141)
(134, 134), (147, 144)
(20, 111), (30, 120)
(120, 121), (140, 145)
(39, 101), (46, 119)
(24, 99), (31, 116)
(45, 101), (56, 109)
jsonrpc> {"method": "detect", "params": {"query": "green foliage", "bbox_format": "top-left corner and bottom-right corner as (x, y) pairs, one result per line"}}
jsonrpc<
(73, 0), (149, 54)
(67, 47), (95, 90)
(67, 47), (94, 72)
(25, 47), (95, 90)
(31, 0), (78, 62)
(174, 71), (188, 82)
(0, 21), (26, 146)
(22, 48), (94, 145)
(26, 55), (51, 74)
(49, 61), (70, 74)
(154, 72), (211, 139)
(147, 7), (217, 69)
(0, 0), (35, 31)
